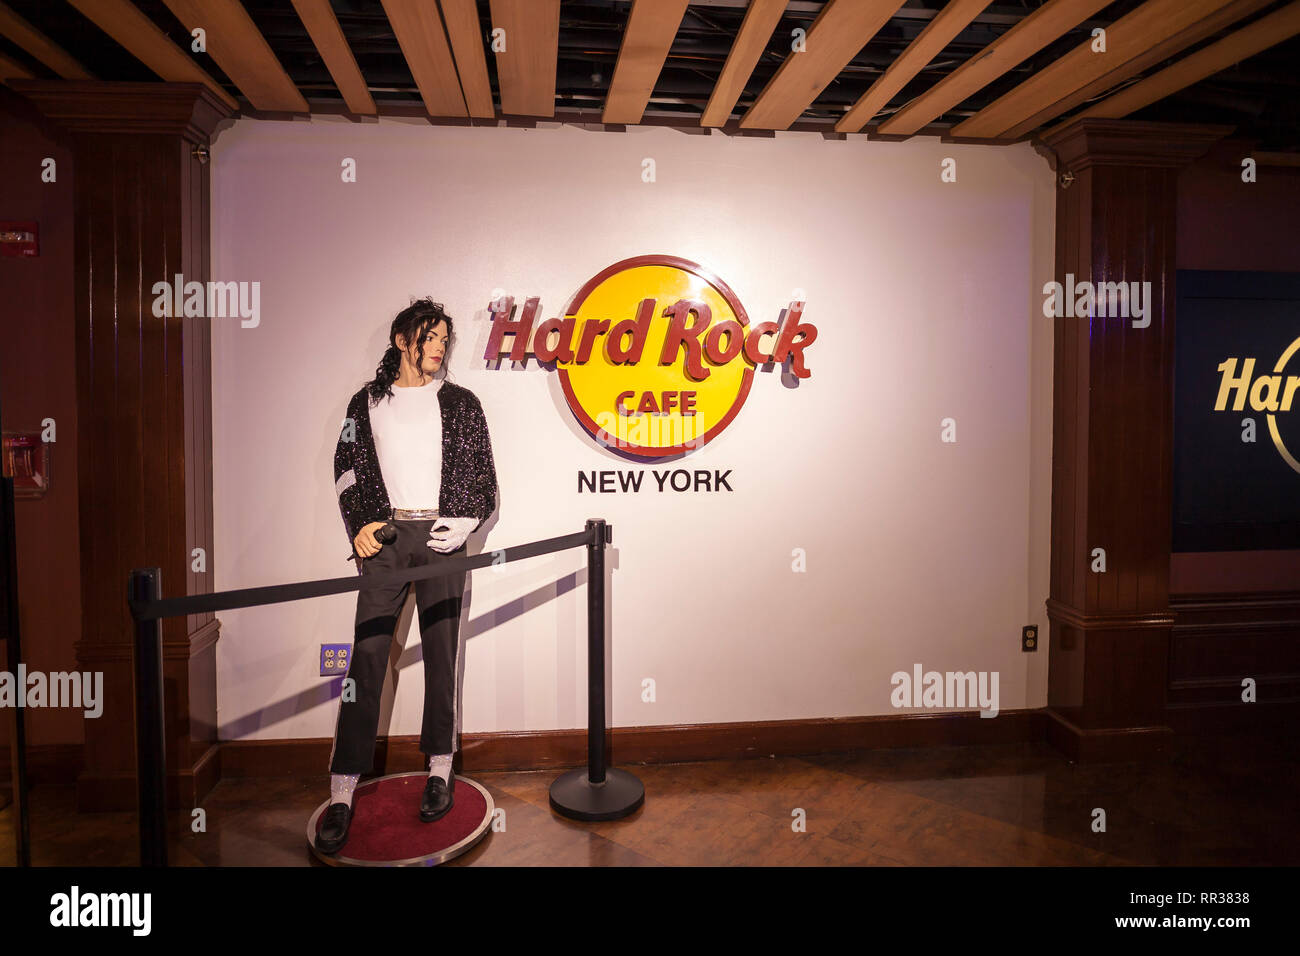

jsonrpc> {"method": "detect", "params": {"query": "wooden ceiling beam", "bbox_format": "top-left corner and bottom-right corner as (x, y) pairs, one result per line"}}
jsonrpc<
(488, 0), (559, 118)
(741, 0), (899, 131)
(379, 0), (466, 117)
(700, 0), (786, 128)
(289, 0), (375, 115)
(0, 1), (93, 79)
(837, 0), (994, 134)
(876, 0), (1111, 137)
(65, 0), (238, 111)
(1254, 151), (1300, 167)
(953, 0), (1240, 139)
(0, 51), (34, 82)
(1048, 1), (1300, 133)
(440, 0), (494, 119)
(603, 0), (691, 125)
(160, 0), (307, 112)
(1000, 0), (1272, 140)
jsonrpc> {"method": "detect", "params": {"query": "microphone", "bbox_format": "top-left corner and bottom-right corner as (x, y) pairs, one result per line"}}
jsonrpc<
(344, 522), (397, 561)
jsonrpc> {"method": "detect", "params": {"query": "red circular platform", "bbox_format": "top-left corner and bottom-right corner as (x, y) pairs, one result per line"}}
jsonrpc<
(307, 772), (494, 866)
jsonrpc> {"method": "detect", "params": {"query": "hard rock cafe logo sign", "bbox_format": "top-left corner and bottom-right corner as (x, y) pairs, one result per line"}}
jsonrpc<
(484, 255), (818, 458)
(1213, 335), (1300, 474)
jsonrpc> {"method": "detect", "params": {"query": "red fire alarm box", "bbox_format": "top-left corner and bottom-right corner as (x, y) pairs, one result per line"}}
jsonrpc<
(0, 221), (39, 257)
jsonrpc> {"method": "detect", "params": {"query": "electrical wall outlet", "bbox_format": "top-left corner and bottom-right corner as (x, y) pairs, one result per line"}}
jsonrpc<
(320, 644), (352, 677)
(1022, 625), (1038, 652)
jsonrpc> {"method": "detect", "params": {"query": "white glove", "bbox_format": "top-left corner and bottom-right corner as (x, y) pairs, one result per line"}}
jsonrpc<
(427, 516), (480, 553)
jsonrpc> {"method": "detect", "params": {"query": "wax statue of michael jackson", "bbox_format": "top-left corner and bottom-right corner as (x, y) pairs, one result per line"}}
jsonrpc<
(315, 298), (497, 856)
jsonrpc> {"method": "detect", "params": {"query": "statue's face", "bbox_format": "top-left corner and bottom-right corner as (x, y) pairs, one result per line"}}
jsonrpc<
(397, 319), (448, 375)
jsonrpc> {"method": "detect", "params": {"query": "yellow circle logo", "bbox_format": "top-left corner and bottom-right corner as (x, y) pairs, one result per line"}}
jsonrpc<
(559, 256), (759, 457)
(1267, 335), (1300, 474)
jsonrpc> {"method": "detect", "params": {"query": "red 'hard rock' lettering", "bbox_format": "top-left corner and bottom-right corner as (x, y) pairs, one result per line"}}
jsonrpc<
(484, 295), (817, 379)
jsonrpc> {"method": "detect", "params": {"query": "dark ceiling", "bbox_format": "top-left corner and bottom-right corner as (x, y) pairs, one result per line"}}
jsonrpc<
(2, 1), (1297, 149)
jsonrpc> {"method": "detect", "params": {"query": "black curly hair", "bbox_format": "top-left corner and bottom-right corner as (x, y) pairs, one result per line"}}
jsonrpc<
(365, 298), (455, 406)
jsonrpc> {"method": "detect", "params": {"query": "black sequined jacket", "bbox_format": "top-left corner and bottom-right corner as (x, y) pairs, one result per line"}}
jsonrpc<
(334, 380), (497, 555)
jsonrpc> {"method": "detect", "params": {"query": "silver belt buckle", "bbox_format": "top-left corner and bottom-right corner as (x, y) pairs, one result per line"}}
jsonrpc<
(393, 507), (440, 520)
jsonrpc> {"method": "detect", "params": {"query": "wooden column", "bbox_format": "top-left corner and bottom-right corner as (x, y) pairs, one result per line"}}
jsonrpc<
(9, 81), (231, 810)
(1040, 119), (1230, 762)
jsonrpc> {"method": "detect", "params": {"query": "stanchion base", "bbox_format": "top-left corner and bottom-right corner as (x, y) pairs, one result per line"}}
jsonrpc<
(549, 767), (645, 821)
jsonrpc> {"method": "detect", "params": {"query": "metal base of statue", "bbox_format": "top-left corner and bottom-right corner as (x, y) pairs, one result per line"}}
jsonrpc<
(549, 767), (645, 821)
(307, 771), (493, 867)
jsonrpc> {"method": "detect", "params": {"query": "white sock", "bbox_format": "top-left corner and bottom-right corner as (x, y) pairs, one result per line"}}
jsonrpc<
(428, 753), (452, 783)
(330, 773), (359, 808)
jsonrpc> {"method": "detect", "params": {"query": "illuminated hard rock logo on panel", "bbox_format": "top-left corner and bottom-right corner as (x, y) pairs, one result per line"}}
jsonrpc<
(484, 255), (818, 458)
(1214, 334), (1300, 474)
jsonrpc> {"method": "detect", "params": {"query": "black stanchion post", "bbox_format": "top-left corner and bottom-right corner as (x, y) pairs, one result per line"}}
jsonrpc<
(129, 568), (168, 867)
(1, 466), (30, 867)
(549, 519), (644, 821)
(587, 517), (606, 785)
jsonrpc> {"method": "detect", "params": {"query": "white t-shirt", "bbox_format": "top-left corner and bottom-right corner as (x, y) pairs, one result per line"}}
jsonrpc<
(370, 377), (443, 510)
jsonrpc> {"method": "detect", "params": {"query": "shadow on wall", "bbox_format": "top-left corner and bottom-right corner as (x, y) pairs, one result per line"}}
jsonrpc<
(219, 564), (589, 741)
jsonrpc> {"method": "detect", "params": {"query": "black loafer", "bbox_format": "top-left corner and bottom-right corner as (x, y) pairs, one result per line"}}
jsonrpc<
(315, 802), (353, 854)
(420, 769), (455, 822)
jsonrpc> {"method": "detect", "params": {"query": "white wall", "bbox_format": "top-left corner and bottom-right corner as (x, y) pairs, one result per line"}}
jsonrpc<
(210, 115), (1055, 746)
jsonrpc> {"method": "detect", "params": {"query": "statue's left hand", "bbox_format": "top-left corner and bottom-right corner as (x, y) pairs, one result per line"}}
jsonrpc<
(427, 516), (480, 553)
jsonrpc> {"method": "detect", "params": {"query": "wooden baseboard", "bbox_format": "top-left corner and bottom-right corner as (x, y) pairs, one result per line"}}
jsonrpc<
(0, 743), (80, 785)
(12, 703), (1299, 804)
(220, 709), (1047, 778)
(1165, 699), (1300, 735)
(1044, 708), (1174, 763)
(75, 744), (220, 812)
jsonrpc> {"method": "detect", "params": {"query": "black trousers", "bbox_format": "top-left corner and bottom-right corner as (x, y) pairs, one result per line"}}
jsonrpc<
(328, 518), (466, 774)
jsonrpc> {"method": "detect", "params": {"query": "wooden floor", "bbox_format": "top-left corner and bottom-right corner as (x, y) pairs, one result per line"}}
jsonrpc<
(2, 734), (1296, 866)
